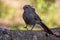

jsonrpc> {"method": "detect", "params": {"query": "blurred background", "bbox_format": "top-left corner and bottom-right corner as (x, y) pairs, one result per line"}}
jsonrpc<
(0, 0), (60, 30)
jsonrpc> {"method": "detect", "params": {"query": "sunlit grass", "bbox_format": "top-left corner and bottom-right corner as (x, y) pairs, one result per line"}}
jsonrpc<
(10, 24), (59, 30)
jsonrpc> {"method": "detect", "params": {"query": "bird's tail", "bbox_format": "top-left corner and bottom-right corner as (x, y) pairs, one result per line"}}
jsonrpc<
(39, 21), (54, 35)
(39, 21), (60, 38)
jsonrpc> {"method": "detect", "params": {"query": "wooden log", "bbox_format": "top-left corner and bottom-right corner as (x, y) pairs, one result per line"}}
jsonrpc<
(0, 28), (60, 40)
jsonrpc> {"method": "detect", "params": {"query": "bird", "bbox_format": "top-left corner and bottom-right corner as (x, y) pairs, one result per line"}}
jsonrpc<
(23, 5), (60, 37)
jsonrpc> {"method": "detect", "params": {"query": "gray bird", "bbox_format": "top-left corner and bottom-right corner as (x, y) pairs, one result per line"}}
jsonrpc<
(23, 5), (60, 37)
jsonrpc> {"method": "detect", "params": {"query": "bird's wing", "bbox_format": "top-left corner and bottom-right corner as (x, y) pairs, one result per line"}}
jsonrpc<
(32, 12), (42, 21)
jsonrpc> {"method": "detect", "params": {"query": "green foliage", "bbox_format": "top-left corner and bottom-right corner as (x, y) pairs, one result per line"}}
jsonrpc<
(0, 1), (4, 18)
(34, 0), (55, 14)
(33, 0), (58, 28)
(0, 1), (10, 18)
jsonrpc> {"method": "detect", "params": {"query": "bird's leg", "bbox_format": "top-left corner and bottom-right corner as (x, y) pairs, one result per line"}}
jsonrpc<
(24, 25), (28, 30)
(31, 25), (35, 31)
(28, 25), (35, 35)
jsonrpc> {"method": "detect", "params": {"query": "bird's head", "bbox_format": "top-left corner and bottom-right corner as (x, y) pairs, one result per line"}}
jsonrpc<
(23, 5), (32, 10)
(23, 5), (35, 11)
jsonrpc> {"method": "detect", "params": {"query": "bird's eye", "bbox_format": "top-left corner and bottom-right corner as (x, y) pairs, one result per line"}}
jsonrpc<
(25, 7), (28, 8)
